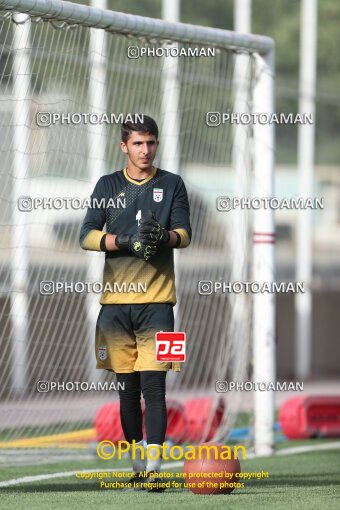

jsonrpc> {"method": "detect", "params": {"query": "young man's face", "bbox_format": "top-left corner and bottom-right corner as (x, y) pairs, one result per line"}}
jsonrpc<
(120, 131), (159, 171)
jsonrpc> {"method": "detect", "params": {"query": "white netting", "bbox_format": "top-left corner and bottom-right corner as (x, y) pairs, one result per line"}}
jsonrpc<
(0, 8), (257, 458)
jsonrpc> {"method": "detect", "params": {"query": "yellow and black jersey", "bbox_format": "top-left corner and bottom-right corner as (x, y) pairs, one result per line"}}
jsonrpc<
(79, 167), (191, 305)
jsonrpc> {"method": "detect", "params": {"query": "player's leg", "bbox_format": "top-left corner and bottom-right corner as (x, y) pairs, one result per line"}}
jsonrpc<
(95, 304), (138, 373)
(116, 371), (146, 477)
(140, 370), (167, 474)
(95, 305), (146, 480)
(133, 303), (175, 486)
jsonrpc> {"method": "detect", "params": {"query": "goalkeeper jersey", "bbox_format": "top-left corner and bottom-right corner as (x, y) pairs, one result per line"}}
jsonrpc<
(79, 167), (191, 305)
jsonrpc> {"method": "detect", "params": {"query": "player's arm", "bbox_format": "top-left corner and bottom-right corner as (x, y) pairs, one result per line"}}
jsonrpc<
(79, 180), (154, 259)
(80, 223), (121, 253)
(169, 176), (192, 249)
(78, 177), (135, 254)
(138, 219), (179, 248)
(167, 231), (182, 248)
(138, 178), (191, 249)
(79, 177), (108, 252)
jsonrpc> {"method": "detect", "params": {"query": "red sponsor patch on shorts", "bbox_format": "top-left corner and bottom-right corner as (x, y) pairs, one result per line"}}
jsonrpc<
(155, 332), (186, 362)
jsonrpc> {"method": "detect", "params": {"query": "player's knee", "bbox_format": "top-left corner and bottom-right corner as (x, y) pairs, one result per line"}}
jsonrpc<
(141, 371), (166, 401)
(116, 372), (141, 401)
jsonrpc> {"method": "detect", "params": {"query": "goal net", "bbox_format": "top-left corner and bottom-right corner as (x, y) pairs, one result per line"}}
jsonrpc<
(0, 0), (275, 463)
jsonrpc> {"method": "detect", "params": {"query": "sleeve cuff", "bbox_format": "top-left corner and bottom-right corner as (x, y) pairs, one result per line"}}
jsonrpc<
(173, 228), (190, 248)
(81, 230), (106, 251)
(100, 234), (107, 252)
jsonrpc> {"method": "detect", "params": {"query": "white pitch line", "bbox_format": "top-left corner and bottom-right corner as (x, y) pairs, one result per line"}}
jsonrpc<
(1, 442), (340, 488)
(275, 441), (340, 456)
(0, 462), (183, 488)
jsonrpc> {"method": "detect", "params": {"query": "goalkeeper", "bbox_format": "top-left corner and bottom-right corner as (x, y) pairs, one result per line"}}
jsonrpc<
(79, 115), (191, 491)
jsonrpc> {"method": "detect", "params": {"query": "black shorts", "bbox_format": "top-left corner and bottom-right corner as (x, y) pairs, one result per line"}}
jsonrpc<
(95, 303), (180, 373)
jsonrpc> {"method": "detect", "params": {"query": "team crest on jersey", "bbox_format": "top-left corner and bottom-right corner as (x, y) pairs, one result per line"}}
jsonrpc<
(153, 188), (163, 202)
(98, 346), (107, 361)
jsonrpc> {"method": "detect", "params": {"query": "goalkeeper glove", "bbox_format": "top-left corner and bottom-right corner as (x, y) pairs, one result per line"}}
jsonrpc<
(138, 211), (170, 246)
(115, 233), (157, 261)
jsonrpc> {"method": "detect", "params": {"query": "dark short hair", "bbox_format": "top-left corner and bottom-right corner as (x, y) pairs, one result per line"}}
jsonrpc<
(121, 115), (159, 142)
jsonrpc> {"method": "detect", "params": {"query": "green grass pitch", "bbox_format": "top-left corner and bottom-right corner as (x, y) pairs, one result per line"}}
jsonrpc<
(1, 447), (340, 510)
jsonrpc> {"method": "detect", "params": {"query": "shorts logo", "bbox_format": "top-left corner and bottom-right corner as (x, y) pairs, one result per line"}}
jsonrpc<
(153, 188), (163, 202)
(98, 346), (107, 361)
(155, 332), (186, 362)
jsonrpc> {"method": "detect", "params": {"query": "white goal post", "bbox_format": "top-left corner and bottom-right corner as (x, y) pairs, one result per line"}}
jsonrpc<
(0, 0), (275, 456)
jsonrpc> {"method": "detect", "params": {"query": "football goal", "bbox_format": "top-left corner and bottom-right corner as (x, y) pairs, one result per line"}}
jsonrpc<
(0, 0), (275, 459)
